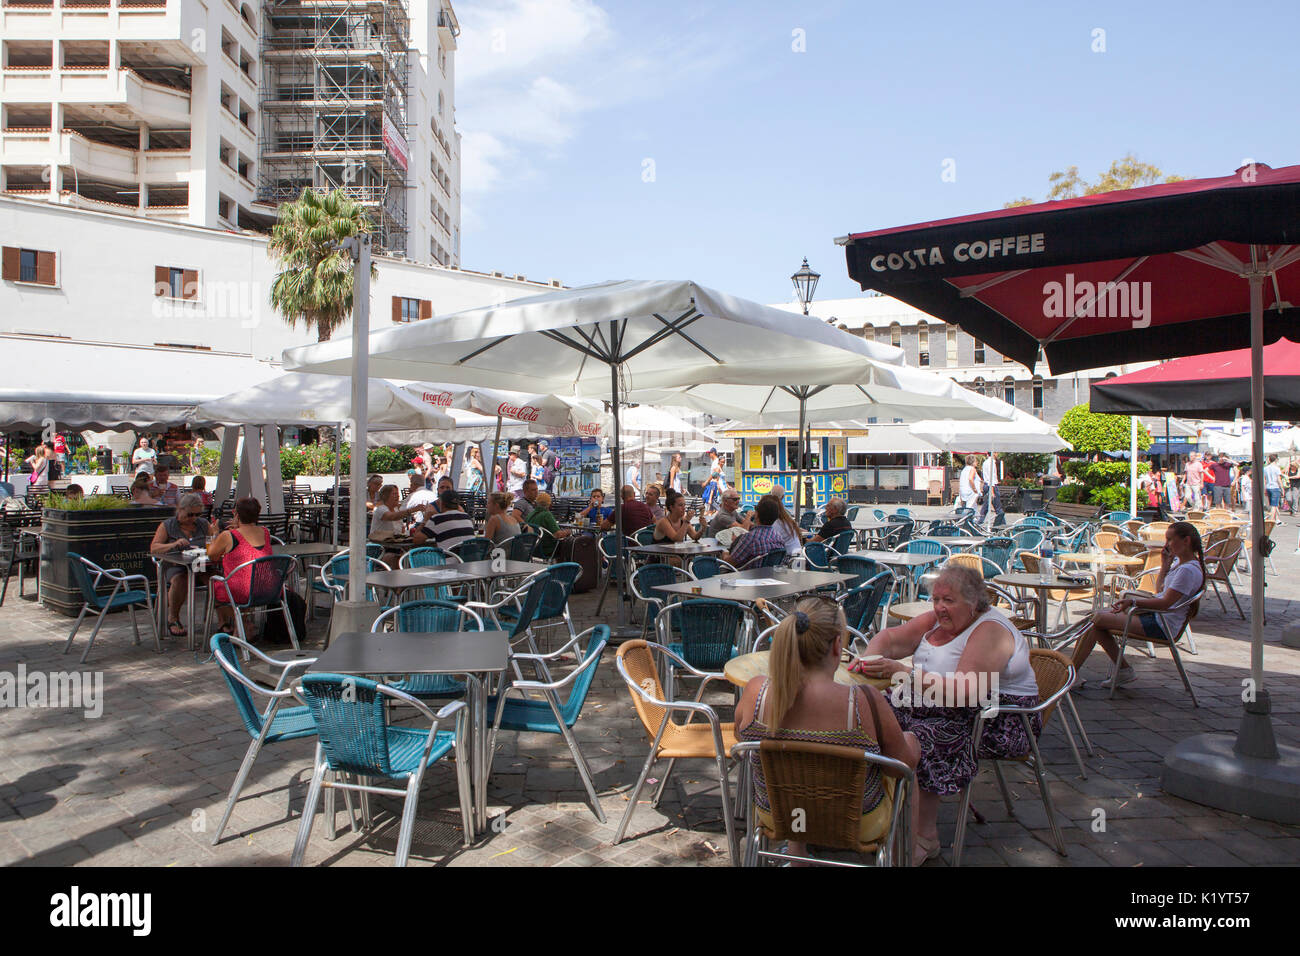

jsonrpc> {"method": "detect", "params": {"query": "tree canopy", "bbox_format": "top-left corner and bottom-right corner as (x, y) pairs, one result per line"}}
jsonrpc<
(1004, 154), (1184, 208)
(1057, 403), (1152, 455)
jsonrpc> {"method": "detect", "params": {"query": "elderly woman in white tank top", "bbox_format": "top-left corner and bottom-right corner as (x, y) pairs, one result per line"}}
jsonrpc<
(852, 563), (1040, 864)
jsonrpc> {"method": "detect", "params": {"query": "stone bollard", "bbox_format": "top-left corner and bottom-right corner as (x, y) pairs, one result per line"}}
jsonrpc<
(1283, 623), (1300, 649)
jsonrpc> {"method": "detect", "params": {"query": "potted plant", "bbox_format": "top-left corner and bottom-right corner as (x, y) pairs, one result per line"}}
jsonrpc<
(38, 494), (171, 617)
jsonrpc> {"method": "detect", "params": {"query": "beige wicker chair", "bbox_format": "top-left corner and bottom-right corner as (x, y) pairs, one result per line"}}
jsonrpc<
(1092, 531), (1119, 552)
(1102, 588), (1205, 706)
(1203, 538), (1245, 619)
(952, 648), (1078, 865)
(614, 640), (738, 860)
(729, 739), (916, 867)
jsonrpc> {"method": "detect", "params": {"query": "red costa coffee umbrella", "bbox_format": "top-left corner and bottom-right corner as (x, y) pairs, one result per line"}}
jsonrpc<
(1091, 338), (1300, 419)
(840, 163), (1300, 824)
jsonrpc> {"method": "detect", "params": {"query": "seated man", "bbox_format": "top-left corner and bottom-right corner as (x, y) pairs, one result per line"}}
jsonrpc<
(413, 489), (476, 552)
(397, 471), (444, 525)
(810, 496), (852, 543)
(511, 478), (540, 525)
(706, 489), (752, 538)
(724, 496), (786, 568)
(151, 465), (180, 508)
(601, 484), (656, 535)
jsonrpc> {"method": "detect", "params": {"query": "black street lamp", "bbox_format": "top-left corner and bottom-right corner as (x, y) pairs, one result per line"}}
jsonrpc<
(791, 257), (820, 315)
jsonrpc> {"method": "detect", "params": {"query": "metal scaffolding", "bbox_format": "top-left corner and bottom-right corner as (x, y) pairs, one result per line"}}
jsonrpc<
(259, 0), (411, 256)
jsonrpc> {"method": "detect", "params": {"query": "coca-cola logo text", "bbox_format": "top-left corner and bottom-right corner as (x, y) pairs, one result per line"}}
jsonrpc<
(498, 402), (540, 422)
(421, 391), (454, 407)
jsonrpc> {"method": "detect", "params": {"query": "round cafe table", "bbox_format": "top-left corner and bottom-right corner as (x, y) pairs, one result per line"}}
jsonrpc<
(886, 601), (932, 623)
(1057, 552), (1144, 610)
(993, 572), (1094, 632)
(724, 650), (892, 691)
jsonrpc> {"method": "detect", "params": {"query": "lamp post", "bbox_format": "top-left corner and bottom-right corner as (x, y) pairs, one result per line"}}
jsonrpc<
(790, 259), (821, 517)
(791, 257), (820, 316)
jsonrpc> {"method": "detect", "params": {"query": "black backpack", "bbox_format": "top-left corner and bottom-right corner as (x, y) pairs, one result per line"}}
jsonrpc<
(260, 590), (307, 646)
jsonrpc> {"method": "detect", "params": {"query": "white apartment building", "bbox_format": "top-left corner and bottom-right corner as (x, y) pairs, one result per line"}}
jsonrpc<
(0, 0), (461, 264)
(0, 193), (549, 361)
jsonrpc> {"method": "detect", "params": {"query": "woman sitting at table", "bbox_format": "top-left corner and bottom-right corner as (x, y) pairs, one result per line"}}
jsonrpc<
(653, 490), (703, 544)
(206, 496), (274, 632)
(190, 475), (214, 511)
(762, 492), (804, 558)
(1068, 521), (1205, 689)
(736, 597), (919, 864)
(852, 563), (1040, 864)
(130, 471), (161, 505)
(368, 484), (407, 540)
(150, 493), (210, 637)
(525, 491), (569, 559)
(483, 490), (521, 546)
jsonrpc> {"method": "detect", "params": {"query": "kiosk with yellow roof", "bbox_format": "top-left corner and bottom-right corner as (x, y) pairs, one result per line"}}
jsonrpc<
(719, 424), (865, 511)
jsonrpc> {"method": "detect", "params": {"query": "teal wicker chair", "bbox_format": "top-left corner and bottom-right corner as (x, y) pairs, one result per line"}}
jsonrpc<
(64, 552), (158, 664)
(291, 674), (473, 867)
(450, 536), (494, 563)
(399, 546), (458, 601)
(208, 633), (318, 846)
(838, 572), (895, 633)
(832, 553), (880, 590)
(371, 599), (483, 699)
(488, 625), (611, 821)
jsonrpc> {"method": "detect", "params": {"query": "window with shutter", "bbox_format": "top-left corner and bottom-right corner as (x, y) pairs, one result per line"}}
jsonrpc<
(182, 268), (198, 300)
(154, 265), (169, 296)
(418, 299), (432, 320)
(3, 247), (57, 285)
(391, 296), (402, 322)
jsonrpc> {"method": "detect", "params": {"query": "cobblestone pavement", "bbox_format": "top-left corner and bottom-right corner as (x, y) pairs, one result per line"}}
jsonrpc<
(1, 509), (1298, 867)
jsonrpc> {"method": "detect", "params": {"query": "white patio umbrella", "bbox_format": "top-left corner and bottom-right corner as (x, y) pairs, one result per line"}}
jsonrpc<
(908, 409), (1071, 453)
(632, 365), (1017, 517)
(196, 372), (459, 543)
(283, 278), (912, 633)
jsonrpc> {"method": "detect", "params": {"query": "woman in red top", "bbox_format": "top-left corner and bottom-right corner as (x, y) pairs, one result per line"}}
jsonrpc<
(205, 496), (273, 630)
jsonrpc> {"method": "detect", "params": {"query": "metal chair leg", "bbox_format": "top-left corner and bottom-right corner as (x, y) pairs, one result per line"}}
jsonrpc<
(714, 749), (737, 863)
(614, 738), (662, 845)
(80, 603), (113, 665)
(952, 785), (974, 867)
(557, 720), (606, 823)
(992, 761), (1015, 815)
(291, 748), (327, 867)
(1055, 702), (1087, 779)
(393, 771), (424, 867)
(129, 602), (142, 646)
(1025, 728), (1067, 856)
(64, 604), (89, 654)
(1167, 642), (1199, 707)
(1063, 692), (1094, 756)
(454, 735), (475, 846)
(211, 733), (268, 845)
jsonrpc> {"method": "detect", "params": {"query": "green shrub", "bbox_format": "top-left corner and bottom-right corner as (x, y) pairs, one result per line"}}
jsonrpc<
(1088, 484), (1133, 511)
(1001, 453), (1052, 481)
(45, 493), (130, 511)
(1057, 404), (1152, 455)
(1062, 460), (1149, 486)
(1053, 483), (1085, 503)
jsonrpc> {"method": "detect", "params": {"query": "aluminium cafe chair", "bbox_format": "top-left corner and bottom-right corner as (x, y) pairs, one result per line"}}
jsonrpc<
(64, 552), (159, 664)
(952, 648), (1078, 866)
(371, 600), (484, 700)
(1103, 587), (1206, 707)
(729, 738), (916, 867)
(614, 640), (738, 862)
(291, 674), (473, 866)
(208, 633), (320, 846)
(488, 625), (611, 822)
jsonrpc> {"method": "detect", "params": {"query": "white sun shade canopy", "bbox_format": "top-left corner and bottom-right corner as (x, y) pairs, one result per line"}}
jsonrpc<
(282, 279), (908, 394)
(195, 373), (457, 430)
(908, 409), (1072, 453)
(630, 360), (1018, 425)
(404, 383), (609, 438)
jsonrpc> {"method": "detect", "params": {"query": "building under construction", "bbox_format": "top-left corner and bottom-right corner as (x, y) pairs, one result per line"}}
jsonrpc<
(259, 0), (412, 256)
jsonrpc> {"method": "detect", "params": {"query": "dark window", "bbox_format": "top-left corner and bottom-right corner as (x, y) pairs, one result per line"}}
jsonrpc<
(974, 340), (986, 364)
(167, 267), (185, 298)
(1003, 378), (1015, 406)
(20, 249), (37, 283)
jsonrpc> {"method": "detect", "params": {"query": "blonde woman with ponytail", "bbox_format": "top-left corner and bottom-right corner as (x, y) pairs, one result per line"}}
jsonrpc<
(735, 597), (919, 864)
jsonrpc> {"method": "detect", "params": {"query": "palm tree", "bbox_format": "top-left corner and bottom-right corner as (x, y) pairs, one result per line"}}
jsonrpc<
(268, 187), (378, 342)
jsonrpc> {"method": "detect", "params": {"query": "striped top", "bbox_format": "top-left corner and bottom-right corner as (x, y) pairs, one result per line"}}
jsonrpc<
(737, 679), (886, 815)
(423, 510), (475, 552)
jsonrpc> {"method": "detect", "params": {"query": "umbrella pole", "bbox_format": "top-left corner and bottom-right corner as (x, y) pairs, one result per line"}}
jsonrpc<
(491, 415), (502, 492)
(331, 233), (380, 643)
(1241, 270), (1276, 757)
(794, 391), (806, 523)
(332, 424), (341, 546)
(609, 331), (634, 638)
(1129, 416), (1138, 516)
(1162, 264), (1298, 826)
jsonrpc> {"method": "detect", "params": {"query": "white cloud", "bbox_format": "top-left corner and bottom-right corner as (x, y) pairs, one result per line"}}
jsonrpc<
(455, 0), (739, 195)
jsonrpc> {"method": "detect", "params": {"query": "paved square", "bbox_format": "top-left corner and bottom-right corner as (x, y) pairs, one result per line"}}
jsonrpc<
(2, 512), (1298, 867)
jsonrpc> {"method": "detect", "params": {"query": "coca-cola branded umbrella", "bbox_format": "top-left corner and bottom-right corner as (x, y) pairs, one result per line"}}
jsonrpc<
(841, 163), (1300, 823)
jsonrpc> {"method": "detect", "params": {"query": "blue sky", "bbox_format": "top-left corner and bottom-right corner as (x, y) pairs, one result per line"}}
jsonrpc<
(453, 0), (1300, 305)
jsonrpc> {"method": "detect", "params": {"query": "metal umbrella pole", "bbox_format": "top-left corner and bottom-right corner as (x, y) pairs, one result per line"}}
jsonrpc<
(331, 423), (341, 546)
(608, 325), (635, 637)
(794, 392), (806, 523)
(329, 233), (380, 642)
(490, 415), (503, 493)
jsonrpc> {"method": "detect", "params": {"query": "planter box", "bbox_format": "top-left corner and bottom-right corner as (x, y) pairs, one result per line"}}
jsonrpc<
(39, 505), (171, 617)
(1016, 487), (1043, 513)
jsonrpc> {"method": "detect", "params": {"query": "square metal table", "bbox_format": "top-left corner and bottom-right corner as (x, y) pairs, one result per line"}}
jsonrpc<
(156, 550), (208, 649)
(848, 549), (949, 602)
(628, 540), (726, 559)
(848, 518), (894, 549)
(652, 566), (854, 603)
(309, 629), (511, 835)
